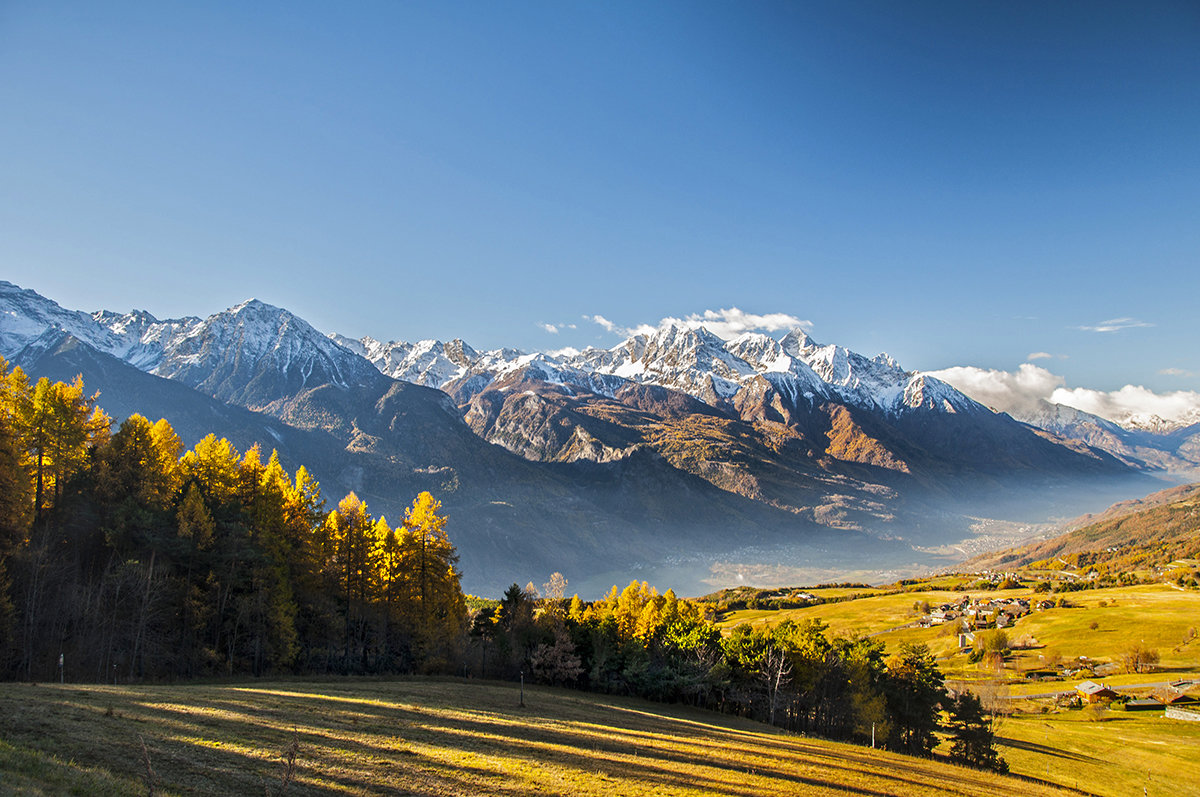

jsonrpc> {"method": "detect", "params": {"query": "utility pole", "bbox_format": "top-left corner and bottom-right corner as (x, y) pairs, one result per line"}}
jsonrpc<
(519, 671), (525, 707)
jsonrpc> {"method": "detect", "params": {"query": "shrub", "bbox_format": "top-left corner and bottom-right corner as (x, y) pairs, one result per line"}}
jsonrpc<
(1121, 644), (1160, 674)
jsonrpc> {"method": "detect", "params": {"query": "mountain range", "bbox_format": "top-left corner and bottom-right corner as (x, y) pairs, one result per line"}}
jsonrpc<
(0, 279), (1182, 595)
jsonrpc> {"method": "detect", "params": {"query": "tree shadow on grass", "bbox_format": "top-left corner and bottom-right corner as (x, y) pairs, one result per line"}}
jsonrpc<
(995, 736), (1098, 763)
(7, 682), (1049, 797)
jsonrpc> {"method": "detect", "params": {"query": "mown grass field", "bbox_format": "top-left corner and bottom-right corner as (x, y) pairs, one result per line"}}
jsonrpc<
(0, 677), (1070, 796)
(993, 707), (1200, 797)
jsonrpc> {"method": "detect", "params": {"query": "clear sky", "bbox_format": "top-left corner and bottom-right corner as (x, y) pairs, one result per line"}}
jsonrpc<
(1, 2), (1198, 415)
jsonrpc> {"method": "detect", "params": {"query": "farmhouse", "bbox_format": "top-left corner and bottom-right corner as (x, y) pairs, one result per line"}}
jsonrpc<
(1156, 689), (1200, 706)
(1075, 680), (1117, 703)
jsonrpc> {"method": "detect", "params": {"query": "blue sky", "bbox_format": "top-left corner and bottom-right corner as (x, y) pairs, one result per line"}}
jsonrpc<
(1, 2), (1198, 414)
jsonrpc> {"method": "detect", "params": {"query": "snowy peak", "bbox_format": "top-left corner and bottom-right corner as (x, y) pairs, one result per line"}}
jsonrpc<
(1119, 410), (1200, 434)
(776, 330), (963, 415)
(569, 323), (752, 402)
(0, 281), (379, 405)
(724, 332), (785, 371)
(153, 299), (380, 398)
(0, 280), (116, 356)
(0, 280), (1036, 430)
(330, 335), (486, 388)
(1011, 399), (1129, 437)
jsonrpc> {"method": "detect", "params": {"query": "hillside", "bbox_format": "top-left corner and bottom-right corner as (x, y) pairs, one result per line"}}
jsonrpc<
(0, 678), (1070, 796)
(964, 482), (1200, 572)
(711, 578), (1200, 797)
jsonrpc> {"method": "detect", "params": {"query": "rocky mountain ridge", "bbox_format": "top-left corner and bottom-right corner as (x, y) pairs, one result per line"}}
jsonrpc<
(0, 279), (1166, 594)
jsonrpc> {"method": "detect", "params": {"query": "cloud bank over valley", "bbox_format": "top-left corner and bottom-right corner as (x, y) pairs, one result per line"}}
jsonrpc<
(930, 363), (1200, 429)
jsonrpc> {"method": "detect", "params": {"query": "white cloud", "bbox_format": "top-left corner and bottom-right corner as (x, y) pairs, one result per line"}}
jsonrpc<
(682, 308), (813, 339)
(585, 307), (811, 340)
(1026, 351), (1069, 361)
(1049, 385), (1200, 427)
(585, 314), (616, 333)
(538, 323), (559, 334)
(930, 363), (1200, 428)
(585, 313), (655, 337)
(1077, 317), (1153, 333)
(927, 363), (1065, 416)
(1160, 367), (1198, 378)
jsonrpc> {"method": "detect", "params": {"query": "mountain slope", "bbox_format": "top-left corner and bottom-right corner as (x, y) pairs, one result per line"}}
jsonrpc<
(963, 482), (1200, 571)
(1005, 399), (1200, 472)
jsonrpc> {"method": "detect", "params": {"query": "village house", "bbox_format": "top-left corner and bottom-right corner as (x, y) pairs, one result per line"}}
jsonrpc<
(1156, 688), (1200, 706)
(929, 607), (957, 624)
(1076, 680), (1118, 703)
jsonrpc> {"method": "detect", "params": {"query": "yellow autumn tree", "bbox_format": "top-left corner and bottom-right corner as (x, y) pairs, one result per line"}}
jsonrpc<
(400, 491), (465, 668)
(179, 434), (241, 506)
(18, 375), (110, 520)
(325, 492), (378, 669)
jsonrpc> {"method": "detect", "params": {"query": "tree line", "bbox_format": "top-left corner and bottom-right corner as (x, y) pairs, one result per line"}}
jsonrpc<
(0, 360), (465, 682)
(472, 578), (1006, 771)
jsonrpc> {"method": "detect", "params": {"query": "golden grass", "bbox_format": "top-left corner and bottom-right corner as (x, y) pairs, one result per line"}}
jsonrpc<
(994, 707), (1200, 797)
(1003, 584), (1200, 670)
(719, 589), (995, 638)
(719, 580), (1200, 795)
(0, 678), (1070, 796)
(723, 583), (1200, 676)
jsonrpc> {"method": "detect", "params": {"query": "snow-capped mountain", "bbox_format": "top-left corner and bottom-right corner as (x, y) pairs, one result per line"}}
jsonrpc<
(1005, 399), (1200, 471)
(149, 299), (382, 407)
(565, 324), (828, 410)
(332, 320), (989, 425)
(1121, 410), (1200, 435)
(0, 280), (167, 356)
(779, 330), (982, 416)
(330, 335), (480, 388)
(0, 281), (380, 410)
(0, 279), (1181, 468)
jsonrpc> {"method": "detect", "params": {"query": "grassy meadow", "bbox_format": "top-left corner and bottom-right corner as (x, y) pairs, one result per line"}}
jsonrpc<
(993, 708), (1200, 797)
(716, 580), (1200, 795)
(0, 677), (1071, 796)
(719, 583), (1200, 676)
(717, 589), (981, 638)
